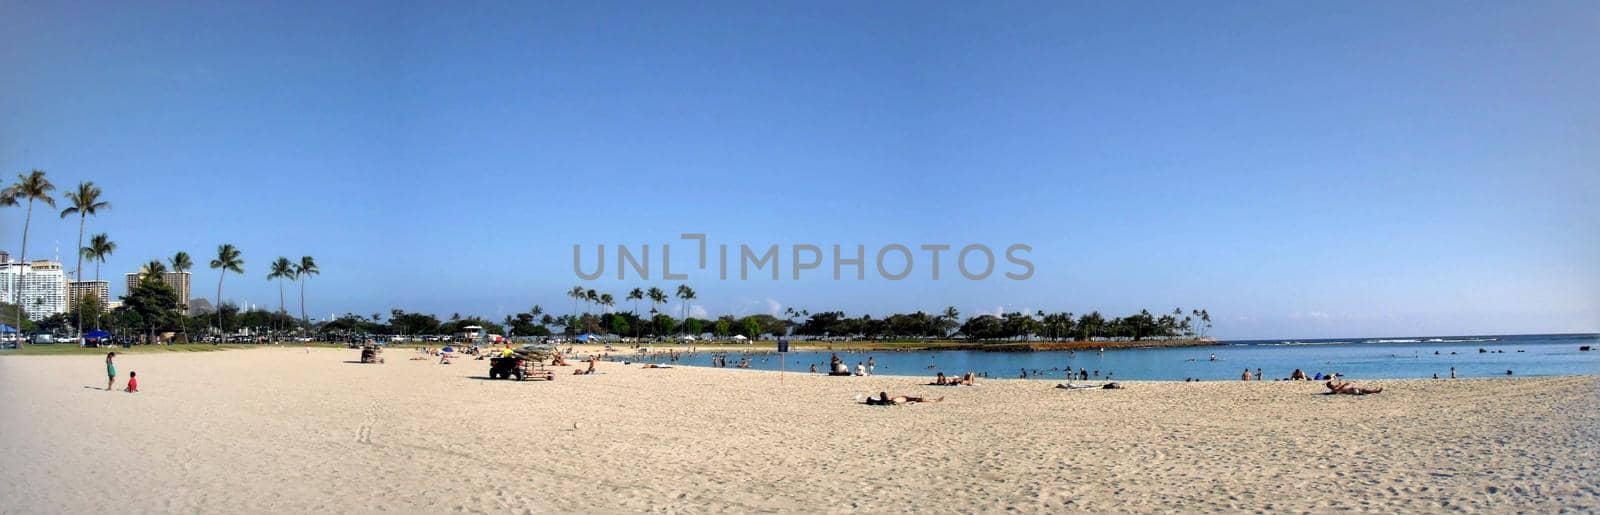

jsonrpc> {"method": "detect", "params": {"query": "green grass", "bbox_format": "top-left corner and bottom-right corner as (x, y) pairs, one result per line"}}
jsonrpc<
(0, 343), (262, 356)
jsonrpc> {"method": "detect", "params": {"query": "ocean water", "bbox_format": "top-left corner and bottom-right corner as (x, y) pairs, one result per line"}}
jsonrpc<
(657, 334), (1600, 381)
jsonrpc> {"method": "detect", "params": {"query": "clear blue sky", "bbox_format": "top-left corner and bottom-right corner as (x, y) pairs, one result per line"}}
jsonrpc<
(3, 1), (1596, 339)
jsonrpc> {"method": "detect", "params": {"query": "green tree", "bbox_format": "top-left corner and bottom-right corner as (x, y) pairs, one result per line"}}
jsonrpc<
(208, 244), (244, 335)
(268, 257), (295, 339)
(169, 251), (194, 342)
(674, 285), (696, 334)
(123, 274), (180, 344)
(646, 287), (668, 329)
(59, 181), (110, 343)
(5, 170), (55, 344)
(81, 233), (117, 329)
(742, 318), (760, 340)
(295, 256), (318, 331)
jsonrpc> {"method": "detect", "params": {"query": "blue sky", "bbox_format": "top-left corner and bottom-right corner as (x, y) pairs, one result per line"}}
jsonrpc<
(2, 1), (1596, 339)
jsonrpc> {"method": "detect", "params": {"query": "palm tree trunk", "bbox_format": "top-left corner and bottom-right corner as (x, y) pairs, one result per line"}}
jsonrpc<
(277, 280), (285, 342)
(74, 216), (85, 346)
(215, 273), (225, 339)
(298, 278), (307, 335)
(93, 261), (101, 330)
(15, 200), (33, 347)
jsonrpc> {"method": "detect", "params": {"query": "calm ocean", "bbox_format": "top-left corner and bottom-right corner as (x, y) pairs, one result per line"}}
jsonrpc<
(662, 333), (1600, 381)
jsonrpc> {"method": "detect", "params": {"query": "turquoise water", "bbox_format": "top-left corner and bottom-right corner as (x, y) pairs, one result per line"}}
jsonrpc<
(660, 334), (1600, 381)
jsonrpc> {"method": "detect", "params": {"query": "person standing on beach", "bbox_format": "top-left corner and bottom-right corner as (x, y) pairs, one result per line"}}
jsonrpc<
(105, 352), (117, 391)
(1241, 368), (1251, 381)
(1254, 368), (1263, 381)
(1450, 367), (1457, 379)
(866, 357), (876, 375)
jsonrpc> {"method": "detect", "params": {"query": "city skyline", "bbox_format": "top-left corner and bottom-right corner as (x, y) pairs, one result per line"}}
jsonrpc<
(3, 2), (1597, 339)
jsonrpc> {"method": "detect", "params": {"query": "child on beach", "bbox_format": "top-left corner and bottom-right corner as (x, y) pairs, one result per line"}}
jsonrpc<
(105, 352), (117, 391)
(125, 371), (139, 392)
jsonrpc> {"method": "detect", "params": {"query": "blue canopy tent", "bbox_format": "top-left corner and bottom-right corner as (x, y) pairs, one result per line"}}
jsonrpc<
(0, 323), (17, 334)
(575, 333), (597, 343)
(85, 329), (111, 339)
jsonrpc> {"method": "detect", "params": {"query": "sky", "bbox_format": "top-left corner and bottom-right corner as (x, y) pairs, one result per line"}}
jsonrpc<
(2, 1), (1596, 339)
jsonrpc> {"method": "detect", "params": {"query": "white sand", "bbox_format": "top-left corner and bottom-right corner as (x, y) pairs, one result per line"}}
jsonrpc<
(2, 347), (1597, 513)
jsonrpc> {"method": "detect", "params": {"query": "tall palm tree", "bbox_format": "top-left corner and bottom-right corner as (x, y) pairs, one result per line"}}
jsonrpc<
(81, 233), (117, 330)
(267, 257), (295, 340)
(567, 286), (585, 319)
(294, 256), (318, 333)
(675, 285), (696, 334)
(59, 181), (109, 344)
(140, 260), (168, 278)
(626, 288), (644, 314)
(626, 288), (644, 336)
(646, 287), (668, 336)
(169, 251), (193, 342)
(209, 244), (244, 335)
(599, 293), (614, 313)
(7, 170), (55, 341)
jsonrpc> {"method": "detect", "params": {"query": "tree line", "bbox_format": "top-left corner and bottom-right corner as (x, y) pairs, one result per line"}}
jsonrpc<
(3, 169), (324, 344)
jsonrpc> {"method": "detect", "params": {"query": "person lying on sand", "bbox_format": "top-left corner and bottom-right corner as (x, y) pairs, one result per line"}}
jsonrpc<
(641, 363), (672, 369)
(1325, 380), (1382, 395)
(863, 392), (944, 405)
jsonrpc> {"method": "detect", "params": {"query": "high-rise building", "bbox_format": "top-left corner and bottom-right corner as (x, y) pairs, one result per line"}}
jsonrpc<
(68, 280), (111, 312)
(125, 271), (192, 315)
(0, 259), (69, 321)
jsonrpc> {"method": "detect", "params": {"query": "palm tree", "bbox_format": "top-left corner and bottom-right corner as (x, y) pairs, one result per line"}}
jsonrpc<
(6, 170), (55, 343)
(599, 293), (615, 315)
(626, 288), (644, 336)
(268, 257), (295, 340)
(140, 260), (168, 278)
(646, 287), (668, 336)
(81, 233), (116, 330)
(59, 181), (109, 344)
(675, 285), (696, 334)
(169, 252), (193, 342)
(294, 256), (319, 333)
(208, 244), (244, 335)
(626, 288), (644, 314)
(567, 286), (585, 320)
(585, 289), (598, 314)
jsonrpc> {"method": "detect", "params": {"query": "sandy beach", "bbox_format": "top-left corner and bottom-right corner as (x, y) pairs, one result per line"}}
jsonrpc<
(2, 347), (1596, 513)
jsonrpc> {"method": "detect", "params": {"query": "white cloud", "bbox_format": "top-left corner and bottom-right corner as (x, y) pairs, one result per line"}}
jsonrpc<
(688, 305), (709, 319)
(765, 298), (782, 316)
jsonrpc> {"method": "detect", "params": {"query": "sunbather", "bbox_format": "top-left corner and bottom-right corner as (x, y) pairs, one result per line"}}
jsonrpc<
(863, 391), (944, 405)
(1325, 380), (1382, 395)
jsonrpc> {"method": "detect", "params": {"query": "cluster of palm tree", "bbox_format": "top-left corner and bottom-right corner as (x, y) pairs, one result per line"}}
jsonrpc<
(265, 255), (319, 335)
(560, 284), (697, 337)
(3, 169), (327, 344)
(4, 171), (109, 344)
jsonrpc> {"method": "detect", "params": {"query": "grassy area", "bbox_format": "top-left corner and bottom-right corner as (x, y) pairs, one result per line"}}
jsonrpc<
(0, 342), (344, 356)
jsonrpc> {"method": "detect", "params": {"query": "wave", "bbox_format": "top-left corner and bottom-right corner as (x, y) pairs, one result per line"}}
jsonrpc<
(1365, 339), (1421, 343)
(1270, 341), (1353, 346)
(1424, 337), (1499, 343)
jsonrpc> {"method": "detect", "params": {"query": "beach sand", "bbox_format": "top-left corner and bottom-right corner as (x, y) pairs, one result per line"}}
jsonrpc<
(2, 347), (1596, 513)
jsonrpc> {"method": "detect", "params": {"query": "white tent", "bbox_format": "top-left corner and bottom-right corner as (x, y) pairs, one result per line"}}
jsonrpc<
(680, 335), (697, 341)
(731, 334), (748, 342)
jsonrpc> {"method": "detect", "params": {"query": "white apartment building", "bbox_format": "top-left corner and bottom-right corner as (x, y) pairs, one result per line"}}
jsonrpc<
(0, 259), (70, 321)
